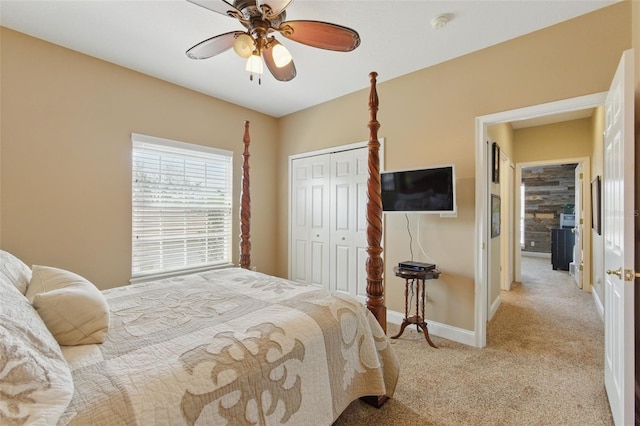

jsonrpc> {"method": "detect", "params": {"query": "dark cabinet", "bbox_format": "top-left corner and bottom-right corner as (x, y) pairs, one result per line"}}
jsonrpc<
(551, 228), (574, 271)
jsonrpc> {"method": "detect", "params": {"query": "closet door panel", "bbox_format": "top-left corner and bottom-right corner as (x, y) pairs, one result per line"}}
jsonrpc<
(334, 245), (351, 294)
(291, 155), (330, 289)
(293, 239), (307, 282)
(311, 241), (326, 286)
(330, 149), (366, 296)
(291, 165), (309, 283)
(356, 246), (368, 298)
(311, 185), (325, 228)
(354, 152), (369, 298)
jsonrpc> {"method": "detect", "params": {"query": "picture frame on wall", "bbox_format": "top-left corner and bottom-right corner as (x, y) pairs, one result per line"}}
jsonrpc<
(491, 194), (501, 238)
(492, 142), (500, 183)
(591, 175), (601, 235)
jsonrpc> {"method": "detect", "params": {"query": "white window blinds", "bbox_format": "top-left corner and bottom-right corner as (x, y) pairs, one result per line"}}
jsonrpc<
(131, 133), (233, 280)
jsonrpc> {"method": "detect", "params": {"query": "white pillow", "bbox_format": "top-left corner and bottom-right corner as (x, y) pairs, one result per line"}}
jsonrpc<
(0, 249), (31, 295)
(0, 278), (74, 424)
(27, 265), (110, 346)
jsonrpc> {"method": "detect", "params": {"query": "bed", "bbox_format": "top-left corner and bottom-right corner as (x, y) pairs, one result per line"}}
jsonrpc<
(0, 73), (394, 425)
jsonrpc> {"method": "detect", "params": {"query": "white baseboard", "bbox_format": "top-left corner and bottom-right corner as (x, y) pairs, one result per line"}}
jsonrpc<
(387, 309), (476, 347)
(488, 296), (501, 321)
(592, 286), (604, 321)
(521, 251), (551, 259)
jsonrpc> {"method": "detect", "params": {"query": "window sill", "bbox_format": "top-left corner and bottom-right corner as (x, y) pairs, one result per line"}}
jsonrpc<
(129, 263), (235, 285)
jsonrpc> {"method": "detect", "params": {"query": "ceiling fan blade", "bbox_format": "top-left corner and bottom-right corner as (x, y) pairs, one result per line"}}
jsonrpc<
(278, 20), (360, 52)
(187, 0), (242, 18)
(186, 31), (243, 59)
(263, 45), (297, 81)
(258, 0), (294, 18)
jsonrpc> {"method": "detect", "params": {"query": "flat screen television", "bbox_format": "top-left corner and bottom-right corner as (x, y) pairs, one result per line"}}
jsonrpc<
(381, 165), (456, 214)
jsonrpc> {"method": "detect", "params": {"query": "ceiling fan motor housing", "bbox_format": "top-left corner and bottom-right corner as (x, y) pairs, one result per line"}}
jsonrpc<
(235, 0), (286, 23)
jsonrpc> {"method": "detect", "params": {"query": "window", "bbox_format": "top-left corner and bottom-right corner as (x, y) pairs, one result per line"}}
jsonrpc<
(131, 133), (233, 280)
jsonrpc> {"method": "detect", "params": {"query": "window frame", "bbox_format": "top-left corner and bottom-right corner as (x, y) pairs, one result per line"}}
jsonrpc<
(131, 133), (233, 283)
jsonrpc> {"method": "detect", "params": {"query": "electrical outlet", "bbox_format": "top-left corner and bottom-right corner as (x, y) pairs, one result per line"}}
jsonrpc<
(530, 241), (535, 247)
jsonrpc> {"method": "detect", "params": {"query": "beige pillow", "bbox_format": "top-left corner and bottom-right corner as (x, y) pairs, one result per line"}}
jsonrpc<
(28, 265), (110, 346)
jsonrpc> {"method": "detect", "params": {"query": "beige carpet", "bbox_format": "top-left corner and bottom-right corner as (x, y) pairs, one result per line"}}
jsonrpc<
(334, 256), (613, 425)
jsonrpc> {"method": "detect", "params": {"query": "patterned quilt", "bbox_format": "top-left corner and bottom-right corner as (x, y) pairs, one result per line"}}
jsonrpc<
(59, 268), (399, 425)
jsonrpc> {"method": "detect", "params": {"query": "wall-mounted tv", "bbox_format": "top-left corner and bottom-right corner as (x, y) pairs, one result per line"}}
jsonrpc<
(381, 165), (456, 214)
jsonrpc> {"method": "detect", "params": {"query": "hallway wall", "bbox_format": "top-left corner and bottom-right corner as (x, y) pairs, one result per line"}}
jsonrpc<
(521, 164), (577, 254)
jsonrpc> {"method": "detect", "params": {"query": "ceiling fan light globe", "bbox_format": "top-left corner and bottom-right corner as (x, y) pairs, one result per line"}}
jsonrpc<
(233, 33), (254, 58)
(246, 54), (264, 75)
(272, 43), (292, 68)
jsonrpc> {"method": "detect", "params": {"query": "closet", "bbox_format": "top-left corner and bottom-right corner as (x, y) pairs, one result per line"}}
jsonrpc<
(290, 146), (368, 299)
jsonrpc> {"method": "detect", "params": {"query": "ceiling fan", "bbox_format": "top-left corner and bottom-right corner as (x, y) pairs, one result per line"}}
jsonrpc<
(186, 0), (361, 83)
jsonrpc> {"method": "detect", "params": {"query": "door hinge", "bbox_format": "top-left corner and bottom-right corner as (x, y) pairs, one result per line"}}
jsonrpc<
(624, 269), (640, 281)
(579, 264), (584, 271)
(580, 218), (583, 224)
(579, 172), (583, 179)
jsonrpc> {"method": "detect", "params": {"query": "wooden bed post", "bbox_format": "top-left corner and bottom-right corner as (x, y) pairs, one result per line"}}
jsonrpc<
(240, 120), (251, 269)
(361, 72), (390, 409)
(365, 72), (386, 332)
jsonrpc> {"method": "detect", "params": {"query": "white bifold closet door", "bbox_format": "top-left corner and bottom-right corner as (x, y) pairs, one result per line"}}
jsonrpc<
(291, 154), (331, 289)
(290, 147), (368, 299)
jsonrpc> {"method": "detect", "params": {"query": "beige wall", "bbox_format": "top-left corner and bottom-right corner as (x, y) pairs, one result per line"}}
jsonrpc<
(513, 118), (594, 163)
(488, 123), (514, 161)
(0, 28), (280, 289)
(277, 2), (631, 330)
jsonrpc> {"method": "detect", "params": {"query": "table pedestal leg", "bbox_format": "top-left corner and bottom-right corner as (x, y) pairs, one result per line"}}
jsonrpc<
(390, 319), (410, 339)
(417, 321), (438, 348)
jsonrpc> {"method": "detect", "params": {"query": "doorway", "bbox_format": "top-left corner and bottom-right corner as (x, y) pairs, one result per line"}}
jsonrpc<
(515, 159), (589, 289)
(514, 157), (591, 296)
(474, 92), (606, 348)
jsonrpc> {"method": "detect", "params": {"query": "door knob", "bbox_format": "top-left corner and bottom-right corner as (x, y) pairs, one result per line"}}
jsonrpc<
(606, 267), (622, 278)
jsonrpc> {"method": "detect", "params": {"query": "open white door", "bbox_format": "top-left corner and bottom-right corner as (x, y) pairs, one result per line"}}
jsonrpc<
(603, 48), (635, 426)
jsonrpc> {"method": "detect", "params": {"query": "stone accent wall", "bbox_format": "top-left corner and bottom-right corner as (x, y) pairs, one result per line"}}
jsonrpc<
(522, 164), (577, 253)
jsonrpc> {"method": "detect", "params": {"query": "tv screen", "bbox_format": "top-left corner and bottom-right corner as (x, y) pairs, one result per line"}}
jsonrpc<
(381, 165), (456, 214)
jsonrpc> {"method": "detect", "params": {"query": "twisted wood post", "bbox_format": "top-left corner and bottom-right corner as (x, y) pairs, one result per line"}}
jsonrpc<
(365, 72), (386, 332)
(240, 120), (251, 269)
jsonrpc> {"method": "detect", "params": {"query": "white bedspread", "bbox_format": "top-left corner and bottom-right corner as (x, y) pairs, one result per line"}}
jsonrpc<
(59, 268), (398, 425)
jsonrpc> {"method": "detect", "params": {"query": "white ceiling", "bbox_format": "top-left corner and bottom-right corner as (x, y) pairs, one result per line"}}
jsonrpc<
(0, 0), (618, 118)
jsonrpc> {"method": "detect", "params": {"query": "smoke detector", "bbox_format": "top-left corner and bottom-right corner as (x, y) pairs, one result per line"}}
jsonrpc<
(431, 14), (450, 30)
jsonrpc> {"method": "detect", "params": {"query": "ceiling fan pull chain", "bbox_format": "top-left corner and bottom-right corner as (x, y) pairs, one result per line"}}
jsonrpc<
(248, 72), (261, 85)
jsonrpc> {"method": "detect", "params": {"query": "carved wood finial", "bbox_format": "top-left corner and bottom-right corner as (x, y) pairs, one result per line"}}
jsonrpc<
(365, 71), (386, 332)
(240, 120), (251, 269)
